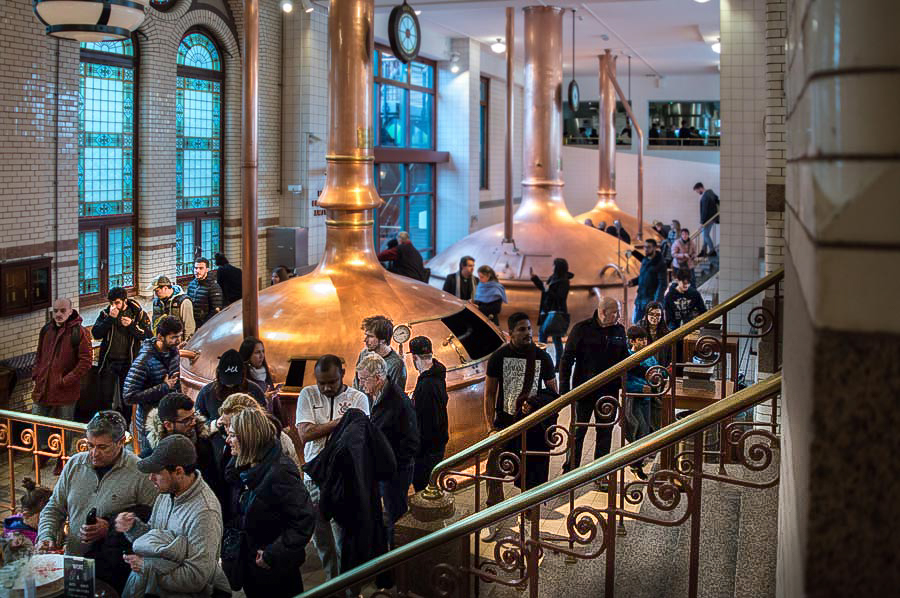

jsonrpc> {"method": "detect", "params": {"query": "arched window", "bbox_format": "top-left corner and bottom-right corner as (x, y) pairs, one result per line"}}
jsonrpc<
(175, 31), (223, 278)
(77, 38), (137, 300)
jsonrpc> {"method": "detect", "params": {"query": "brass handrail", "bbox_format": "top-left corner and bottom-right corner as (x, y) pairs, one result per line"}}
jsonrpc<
(690, 211), (719, 245)
(300, 373), (781, 597)
(0, 410), (87, 432)
(427, 266), (783, 489)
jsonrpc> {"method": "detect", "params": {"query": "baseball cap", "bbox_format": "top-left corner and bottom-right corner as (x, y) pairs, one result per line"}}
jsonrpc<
(218, 349), (244, 386)
(153, 276), (173, 290)
(408, 336), (432, 356)
(137, 434), (197, 473)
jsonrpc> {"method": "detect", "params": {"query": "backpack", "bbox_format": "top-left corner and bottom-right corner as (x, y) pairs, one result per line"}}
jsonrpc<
(37, 322), (82, 354)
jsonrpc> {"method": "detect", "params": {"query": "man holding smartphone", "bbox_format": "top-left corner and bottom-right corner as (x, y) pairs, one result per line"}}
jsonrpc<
(124, 316), (184, 453)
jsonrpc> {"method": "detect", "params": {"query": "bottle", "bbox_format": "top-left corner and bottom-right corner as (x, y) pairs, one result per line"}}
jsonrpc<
(86, 508), (97, 526)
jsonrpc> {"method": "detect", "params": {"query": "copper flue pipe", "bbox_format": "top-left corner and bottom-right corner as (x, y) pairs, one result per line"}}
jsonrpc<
(241, 0), (259, 338)
(503, 6), (514, 244)
(604, 51), (645, 241)
(597, 51), (616, 203)
(522, 5), (565, 196)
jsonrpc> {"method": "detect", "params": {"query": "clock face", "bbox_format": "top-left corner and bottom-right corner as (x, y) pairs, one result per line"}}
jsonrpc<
(568, 80), (580, 112)
(389, 3), (421, 63)
(392, 324), (412, 344)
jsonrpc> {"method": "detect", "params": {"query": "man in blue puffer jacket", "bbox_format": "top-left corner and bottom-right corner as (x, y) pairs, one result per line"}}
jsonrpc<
(124, 315), (183, 453)
(628, 238), (668, 323)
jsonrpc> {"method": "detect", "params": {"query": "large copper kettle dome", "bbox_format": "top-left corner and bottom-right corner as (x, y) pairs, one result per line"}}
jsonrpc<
(180, 0), (504, 455)
(428, 6), (639, 326)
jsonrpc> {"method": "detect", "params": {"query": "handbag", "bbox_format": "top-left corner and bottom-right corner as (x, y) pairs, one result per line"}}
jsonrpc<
(543, 311), (571, 337)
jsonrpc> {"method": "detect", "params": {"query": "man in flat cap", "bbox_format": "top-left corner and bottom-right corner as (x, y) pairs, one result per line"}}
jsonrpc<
(408, 336), (450, 492)
(115, 434), (229, 598)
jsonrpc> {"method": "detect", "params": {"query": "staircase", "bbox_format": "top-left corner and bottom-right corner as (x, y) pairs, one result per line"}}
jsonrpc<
(694, 254), (719, 289)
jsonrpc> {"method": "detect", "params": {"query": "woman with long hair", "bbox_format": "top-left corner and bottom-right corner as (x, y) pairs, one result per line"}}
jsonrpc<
(530, 258), (573, 368)
(638, 300), (671, 432)
(222, 409), (315, 597)
(473, 265), (508, 324)
(238, 337), (285, 425)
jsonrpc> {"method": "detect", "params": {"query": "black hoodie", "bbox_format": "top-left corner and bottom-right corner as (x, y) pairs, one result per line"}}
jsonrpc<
(531, 271), (574, 320)
(411, 359), (449, 456)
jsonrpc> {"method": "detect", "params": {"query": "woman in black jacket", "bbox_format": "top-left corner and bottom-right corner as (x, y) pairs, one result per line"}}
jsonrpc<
(638, 300), (671, 432)
(530, 258), (574, 369)
(223, 409), (315, 597)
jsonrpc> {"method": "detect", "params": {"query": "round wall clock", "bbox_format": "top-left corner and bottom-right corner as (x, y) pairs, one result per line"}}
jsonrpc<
(568, 79), (581, 112)
(388, 2), (421, 64)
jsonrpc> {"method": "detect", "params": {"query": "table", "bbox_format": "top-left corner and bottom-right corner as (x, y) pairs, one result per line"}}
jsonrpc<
(674, 379), (736, 411)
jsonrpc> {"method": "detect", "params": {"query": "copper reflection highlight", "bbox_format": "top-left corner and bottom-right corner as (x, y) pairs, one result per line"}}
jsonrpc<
(428, 6), (639, 325)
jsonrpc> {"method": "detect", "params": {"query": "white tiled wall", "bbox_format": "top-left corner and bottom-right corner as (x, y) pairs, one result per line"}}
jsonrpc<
(720, 0), (768, 333)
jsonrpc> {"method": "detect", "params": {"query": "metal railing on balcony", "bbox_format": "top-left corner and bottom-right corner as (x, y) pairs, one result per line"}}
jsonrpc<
(301, 373), (782, 598)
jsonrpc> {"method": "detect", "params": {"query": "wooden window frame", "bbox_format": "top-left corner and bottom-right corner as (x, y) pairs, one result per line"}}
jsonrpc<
(0, 258), (53, 317)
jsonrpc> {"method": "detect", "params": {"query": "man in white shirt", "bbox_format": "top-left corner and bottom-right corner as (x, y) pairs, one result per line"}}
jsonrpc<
(296, 354), (369, 581)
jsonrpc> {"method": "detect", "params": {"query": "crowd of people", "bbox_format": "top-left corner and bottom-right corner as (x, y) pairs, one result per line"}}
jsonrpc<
(17, 191), (717, 595)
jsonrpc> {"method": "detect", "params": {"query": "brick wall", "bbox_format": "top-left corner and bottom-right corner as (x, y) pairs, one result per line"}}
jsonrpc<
(0, 0), (284, 372)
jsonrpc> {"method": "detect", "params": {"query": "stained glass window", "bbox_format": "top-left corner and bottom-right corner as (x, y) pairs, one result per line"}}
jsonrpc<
(78, 231), (100, 296)
(176, 76), (221, 210)
(107, 227), (134, 288)
(176, 221), (195, 277)
(150, 0), (175, 11)
(177, 33), (222, 71)
(200, 219), (221, 261)
(80, 40), (134, 56)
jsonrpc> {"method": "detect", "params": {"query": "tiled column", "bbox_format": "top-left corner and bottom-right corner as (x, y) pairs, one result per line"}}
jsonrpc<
(778, 1), (900, 596)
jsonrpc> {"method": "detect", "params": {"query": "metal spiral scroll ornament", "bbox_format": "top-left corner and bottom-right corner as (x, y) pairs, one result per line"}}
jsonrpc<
(0, 422), (9, 446)
(564, 506), (609, 558)
(731, 305), (776, 339)
(689, 335), (725, 365)
(473, 536), (530, 587)
(540, 423), (572, 457)
(644, 364), (672, 394)
(592, 393), (623, 426)
(726, 423), (779, 472)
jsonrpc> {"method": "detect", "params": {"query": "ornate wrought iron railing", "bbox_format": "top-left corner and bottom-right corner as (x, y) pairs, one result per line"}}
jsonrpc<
(300, 373), (782, 598)
(426, 266), (782, 502)
(0, 410), (89, 512)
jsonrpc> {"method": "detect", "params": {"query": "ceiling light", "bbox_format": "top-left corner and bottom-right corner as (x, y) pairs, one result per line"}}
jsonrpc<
(449, 51), (460, 74)
(693, 0), (712, 3)
(33, 0), (150, 41)
(301, 0), (315, 13)
(711, 39), (721, 53)
(415, 10), (422, 16)
(491, 38), (506, 54)
(280, 0), (293, 13)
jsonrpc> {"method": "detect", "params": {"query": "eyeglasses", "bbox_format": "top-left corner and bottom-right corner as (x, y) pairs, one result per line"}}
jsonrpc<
(169, 412), (197, 426)
(647, 311), (662, 319)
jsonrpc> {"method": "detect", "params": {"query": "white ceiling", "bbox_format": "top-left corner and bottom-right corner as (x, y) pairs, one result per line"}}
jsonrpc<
(372, 0), (720, 77)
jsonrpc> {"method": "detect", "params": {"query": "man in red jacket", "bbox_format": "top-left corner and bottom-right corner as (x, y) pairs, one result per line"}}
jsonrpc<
(32, 299), (93, 464)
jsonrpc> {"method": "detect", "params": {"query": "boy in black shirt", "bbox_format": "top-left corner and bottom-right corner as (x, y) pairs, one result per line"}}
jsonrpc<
(664, 268), (707, 328)
(484, 312), (557, 507)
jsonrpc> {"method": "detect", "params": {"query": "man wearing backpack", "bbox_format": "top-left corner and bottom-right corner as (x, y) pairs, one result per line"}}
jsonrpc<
(32, 298), (92, 472)
(694, 182), (719, 257)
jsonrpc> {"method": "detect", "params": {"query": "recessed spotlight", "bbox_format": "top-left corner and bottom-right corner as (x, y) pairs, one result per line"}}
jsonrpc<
(449, 51), (461, 74)
(693, 0), (712, 3)
(415, 9), (422, 16)
(491, 38), (506, 54)
(280, 0), (293, 13)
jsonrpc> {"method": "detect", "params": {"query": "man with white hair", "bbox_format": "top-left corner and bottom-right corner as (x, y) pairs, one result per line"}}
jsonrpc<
(376, 230), (428, 282)
(559, 295), (629, 477)
(356, 352), (419, 548)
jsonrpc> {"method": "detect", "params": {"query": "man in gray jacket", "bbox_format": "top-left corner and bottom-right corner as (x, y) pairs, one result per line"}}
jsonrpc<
(116, 434), (228, 598)
(37, 411), (158, 555)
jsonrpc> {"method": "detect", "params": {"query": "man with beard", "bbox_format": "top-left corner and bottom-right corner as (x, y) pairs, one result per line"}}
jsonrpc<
(559, 296), (629, 478)
(296, 355), (370, 580)
(124, 315), (184, 453)
(408, 336), (449, 492)
(186, 257), (224, 328)
(483, 312), (558, 506)
(144, 392), (226, 504)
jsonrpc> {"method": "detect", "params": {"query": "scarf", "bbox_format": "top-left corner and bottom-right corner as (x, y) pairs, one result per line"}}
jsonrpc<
(475, 280), (508, 304)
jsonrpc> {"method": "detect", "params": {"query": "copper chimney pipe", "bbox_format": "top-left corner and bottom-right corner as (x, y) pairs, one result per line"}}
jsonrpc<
(503, 6), (514, 244)
(240, 0), (260, 338)
(597, 51), (617, 204)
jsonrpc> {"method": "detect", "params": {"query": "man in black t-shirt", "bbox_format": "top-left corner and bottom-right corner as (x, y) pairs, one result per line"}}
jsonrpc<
(484, 312), (557, 507)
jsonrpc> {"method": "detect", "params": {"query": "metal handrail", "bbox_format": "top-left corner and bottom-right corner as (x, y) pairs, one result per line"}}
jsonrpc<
(690, 211), (719, 245)
(0, 410), (87, 432)
(300, 373), (782, 597)
(426, 266), (784, 490)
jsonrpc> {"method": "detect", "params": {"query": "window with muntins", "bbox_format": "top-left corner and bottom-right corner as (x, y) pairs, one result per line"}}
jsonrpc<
(77, 39), (137, 300)
(176, 31), (223, 278)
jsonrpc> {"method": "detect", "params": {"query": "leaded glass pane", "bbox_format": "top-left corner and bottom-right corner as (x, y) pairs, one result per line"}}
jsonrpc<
(409, 193), (433, 258)
(408, 163), (432, 193)
(108, 226), (134, 288)
(78, 231), (100, 295)
(379, 85), (407, 147)
(200, 219), (220, 262)
(176, 221), (196, 277)
(80, 40), (134, 56)
(78, 62), (134, 217)
(177, 33), (222, 71)
(377, 164), (406, 196)
(410, 62), (433, 88)
(409, 90), (433, 149)
(380, 53), (407, 83)
(176, 77), (221, 210)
